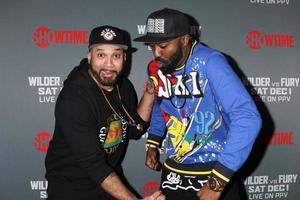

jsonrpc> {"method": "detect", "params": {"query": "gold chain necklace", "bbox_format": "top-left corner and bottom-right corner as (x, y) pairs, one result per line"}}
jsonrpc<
(99, 84), (143, 131)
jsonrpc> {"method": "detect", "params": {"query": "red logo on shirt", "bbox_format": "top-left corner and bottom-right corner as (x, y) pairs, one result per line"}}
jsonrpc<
(33, 132), (52, 152)
(141, 181), (160, 197)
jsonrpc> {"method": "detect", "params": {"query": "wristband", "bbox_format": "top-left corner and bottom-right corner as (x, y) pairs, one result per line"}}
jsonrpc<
(145, 143), (158, 151)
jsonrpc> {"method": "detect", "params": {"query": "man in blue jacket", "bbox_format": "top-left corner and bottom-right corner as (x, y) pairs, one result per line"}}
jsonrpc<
(134, 8), (262, 200)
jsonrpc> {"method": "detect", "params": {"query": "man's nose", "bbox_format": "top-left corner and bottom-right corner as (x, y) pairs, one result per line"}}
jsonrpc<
(152, 46), (162, 58)
(105, 57), (114, 67)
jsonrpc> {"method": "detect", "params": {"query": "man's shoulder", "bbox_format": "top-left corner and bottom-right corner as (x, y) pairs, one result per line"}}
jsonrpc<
(61, 81), (89, 95)
(193, 42), (221, 58)
(57, 82), (95, 107)
(118, 76), (135, 89)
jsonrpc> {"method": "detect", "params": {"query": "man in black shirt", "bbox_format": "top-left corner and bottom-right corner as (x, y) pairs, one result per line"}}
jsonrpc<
(45, 25), (165, 200)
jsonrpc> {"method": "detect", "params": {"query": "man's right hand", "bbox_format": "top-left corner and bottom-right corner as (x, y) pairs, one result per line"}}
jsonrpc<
(143, 190), (165, 200)
(145, 146), (161, 171)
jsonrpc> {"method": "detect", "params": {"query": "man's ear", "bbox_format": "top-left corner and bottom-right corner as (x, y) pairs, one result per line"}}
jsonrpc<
(123, 52), (127, 61)
(182, 34), (190, 47)
(87, 52), (91, 64)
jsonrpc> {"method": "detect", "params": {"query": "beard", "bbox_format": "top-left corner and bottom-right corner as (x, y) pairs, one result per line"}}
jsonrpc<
(155, 43), (183, 75)
(89, 65), (119, 87)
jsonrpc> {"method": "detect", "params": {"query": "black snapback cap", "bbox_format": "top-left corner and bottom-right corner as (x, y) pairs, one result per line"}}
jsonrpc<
(134, 8), (190, 43)
(89, 25), (128, 50)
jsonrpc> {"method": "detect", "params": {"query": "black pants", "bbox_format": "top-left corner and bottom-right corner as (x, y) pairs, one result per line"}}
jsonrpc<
(160, 165), (247, 200)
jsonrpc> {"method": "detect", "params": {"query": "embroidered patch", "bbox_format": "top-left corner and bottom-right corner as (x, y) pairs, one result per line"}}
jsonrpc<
(101, 28), (116, 40)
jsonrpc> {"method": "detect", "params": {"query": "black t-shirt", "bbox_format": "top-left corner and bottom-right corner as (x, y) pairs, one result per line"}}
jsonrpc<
(45, 60), (148, 199)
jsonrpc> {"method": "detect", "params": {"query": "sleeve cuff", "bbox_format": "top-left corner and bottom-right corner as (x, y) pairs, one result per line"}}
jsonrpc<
(88, 164), (115, 185)
(210, 162), (235, 183)
(128, 113), (150, 140)
(135, 111), (150, 130)
(147, 133), (164, 148)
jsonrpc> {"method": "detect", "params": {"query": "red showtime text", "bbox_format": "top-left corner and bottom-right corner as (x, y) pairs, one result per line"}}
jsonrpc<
(32, 27), (88, 48)
(269, 132), (294, 145)
(246, 29), (294, 50)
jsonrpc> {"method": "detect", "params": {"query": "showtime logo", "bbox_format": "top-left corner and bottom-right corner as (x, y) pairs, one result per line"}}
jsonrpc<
(141, 181), (160, 198)
(269, 132), (295, 145)
(32, 27), (88, 48)
(246, 29), (294, 50)
(33, 132), (52, 152)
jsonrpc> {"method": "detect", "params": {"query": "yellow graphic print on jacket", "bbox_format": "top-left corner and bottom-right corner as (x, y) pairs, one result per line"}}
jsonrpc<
(166, 116), (191, 162)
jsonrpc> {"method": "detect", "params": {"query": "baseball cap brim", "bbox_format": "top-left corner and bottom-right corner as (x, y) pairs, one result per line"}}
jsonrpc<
(133, 35), (178, 43)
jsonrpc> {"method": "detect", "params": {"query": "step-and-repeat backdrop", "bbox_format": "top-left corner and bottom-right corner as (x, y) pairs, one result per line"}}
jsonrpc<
(1, 0), (299, 199)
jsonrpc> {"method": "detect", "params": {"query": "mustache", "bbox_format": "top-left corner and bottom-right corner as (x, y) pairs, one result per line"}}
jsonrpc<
(155, 57), (170, 66)
(99, 69), (118, 74)
(88, 63), (119, 75)
(155, 57), (173, 74)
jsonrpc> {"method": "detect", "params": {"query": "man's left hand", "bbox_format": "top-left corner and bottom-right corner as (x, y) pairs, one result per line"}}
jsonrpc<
(145, 146), (161, 171)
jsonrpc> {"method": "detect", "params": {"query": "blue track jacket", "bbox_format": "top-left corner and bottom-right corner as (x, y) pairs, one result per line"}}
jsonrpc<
(147, 42), (262, 184)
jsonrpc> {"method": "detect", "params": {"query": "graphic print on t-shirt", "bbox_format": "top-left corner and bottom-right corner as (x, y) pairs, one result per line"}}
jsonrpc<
(99, 113), (126, 154)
